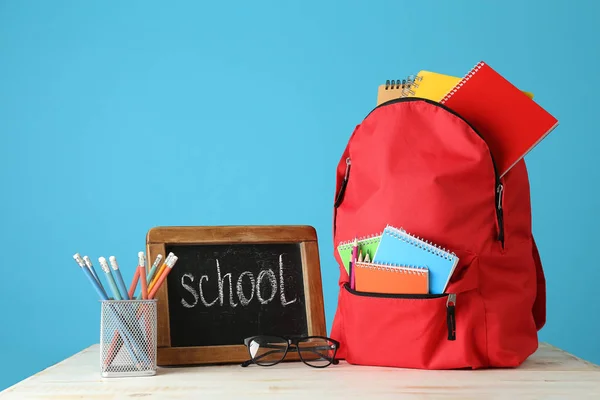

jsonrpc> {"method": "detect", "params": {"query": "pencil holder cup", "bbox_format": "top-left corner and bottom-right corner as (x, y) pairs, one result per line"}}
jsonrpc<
(99, 299), (158, 377)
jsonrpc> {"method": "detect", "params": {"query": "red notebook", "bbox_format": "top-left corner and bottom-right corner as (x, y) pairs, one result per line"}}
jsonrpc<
(440, 61), (558, 177)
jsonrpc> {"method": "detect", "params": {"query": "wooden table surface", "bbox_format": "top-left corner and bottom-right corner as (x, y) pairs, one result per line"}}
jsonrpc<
(1, 343), (599, 399)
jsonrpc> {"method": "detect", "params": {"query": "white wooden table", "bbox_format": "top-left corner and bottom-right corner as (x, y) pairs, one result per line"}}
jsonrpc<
(1, 343), (599, 399)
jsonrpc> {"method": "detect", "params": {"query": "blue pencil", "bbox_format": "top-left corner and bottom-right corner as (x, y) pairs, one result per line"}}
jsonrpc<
(82, 256), (107, 299)
(109, 256), (130, 300)
(74, 254), (109, 301)
(99, 257), (123, 300)
(73, 254), (142, 369)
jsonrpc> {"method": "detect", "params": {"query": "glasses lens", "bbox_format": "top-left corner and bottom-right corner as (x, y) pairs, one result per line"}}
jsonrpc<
(297, 337), (337, 367)
(247, 336), (288, 366)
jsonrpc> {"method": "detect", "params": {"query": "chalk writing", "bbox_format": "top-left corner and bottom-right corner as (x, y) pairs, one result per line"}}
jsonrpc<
(180, 253), (297, 308)
(181, 273), (198, 308)
(237, 271), (255, 306)
(256, 269), (277, 304)
(279, 254), (297, 306)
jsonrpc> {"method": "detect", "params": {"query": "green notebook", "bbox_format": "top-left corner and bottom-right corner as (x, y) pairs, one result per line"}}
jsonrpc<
(337, 234), (382, 274)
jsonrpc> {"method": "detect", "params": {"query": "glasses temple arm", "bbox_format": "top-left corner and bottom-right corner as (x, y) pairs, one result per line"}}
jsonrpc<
(241, 348), (287, 367)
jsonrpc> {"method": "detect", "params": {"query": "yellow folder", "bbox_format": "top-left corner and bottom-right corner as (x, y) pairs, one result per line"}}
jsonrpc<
(377, 70), (534, 106)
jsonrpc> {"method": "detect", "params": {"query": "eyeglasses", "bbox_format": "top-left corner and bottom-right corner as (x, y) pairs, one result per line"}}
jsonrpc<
(241, 335), (340, 368)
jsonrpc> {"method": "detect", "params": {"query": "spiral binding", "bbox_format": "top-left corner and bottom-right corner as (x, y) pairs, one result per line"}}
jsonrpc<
(337, 232), (382, 249)
(383, 75), (423, 97)
(383, 225), (457, 260)
(384, 79), (406, 90)
(354, 261), (427, 275)
(440, 61), (485, 104)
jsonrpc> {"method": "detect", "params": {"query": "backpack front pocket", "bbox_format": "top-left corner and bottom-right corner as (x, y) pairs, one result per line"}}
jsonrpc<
(339, 282), (488, 369)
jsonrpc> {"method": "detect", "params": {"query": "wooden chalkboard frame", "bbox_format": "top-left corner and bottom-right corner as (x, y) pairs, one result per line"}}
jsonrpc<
(146, 225), (326, 366)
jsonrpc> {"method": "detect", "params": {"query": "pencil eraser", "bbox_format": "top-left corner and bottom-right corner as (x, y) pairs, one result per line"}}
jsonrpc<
(151, 254), (163, 267)
(73, 253), (85, 266)
(168, 255), (178, 267)
(108, 256), (118, 270)
(98, 257), (110, 272)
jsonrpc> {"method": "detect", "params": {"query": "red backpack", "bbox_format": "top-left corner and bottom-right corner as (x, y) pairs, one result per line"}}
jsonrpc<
(330, 97), (546, 369)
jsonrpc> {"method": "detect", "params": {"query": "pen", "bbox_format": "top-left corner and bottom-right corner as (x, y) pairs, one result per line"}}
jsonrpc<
(99, 257), (122, 300)
(109, 256), (130, 300)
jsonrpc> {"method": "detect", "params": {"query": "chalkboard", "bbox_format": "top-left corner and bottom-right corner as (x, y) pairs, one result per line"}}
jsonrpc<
(166, 243), (308, 347)
(146, 226), (325, 366)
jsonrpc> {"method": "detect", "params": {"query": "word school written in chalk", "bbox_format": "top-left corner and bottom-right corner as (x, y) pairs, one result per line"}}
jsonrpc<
(180, 254), (298, 308)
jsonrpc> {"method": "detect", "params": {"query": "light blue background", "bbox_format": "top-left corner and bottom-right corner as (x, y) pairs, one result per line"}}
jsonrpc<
(1, 0), (598, 391)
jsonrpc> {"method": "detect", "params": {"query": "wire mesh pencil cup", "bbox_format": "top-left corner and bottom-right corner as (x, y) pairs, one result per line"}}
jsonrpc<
(100, 299), (157, 377)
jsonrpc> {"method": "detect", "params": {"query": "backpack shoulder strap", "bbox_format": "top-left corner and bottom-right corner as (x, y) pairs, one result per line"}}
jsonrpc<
(532, 237), (546, 331)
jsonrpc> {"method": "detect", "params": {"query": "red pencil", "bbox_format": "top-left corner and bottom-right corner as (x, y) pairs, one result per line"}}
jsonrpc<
(128, 268), (140, 299)
(104, 332), (122, 368)
(139, 252), (148, 300)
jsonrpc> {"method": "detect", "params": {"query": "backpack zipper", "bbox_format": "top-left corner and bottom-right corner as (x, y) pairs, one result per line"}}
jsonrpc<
(344, 283), (457, 341)
(364, 97), (505, 248)
(496, 183), (504, 245)
(344, 282), (447, 299)
(334, 157), (351, 208)
(446, 293), (457, 341)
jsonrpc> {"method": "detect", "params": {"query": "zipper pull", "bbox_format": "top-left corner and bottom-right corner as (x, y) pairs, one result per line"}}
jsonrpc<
(496, 184), (503, 210)
(334, 158), (351, 208)
(344, 157), (351, 179)
(496, 184), (505, 246)
(446, 293), (456, 341)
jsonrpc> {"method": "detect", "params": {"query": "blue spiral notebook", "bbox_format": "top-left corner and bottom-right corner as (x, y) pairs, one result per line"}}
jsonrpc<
(372, 225), (459, 294)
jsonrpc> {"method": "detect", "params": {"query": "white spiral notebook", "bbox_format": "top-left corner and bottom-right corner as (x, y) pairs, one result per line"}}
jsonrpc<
(372, 225), (459, 294)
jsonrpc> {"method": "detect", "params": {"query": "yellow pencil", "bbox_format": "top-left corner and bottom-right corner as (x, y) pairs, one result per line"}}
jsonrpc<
(148, 255), (178, 299)
(147, 252), (173, 293)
